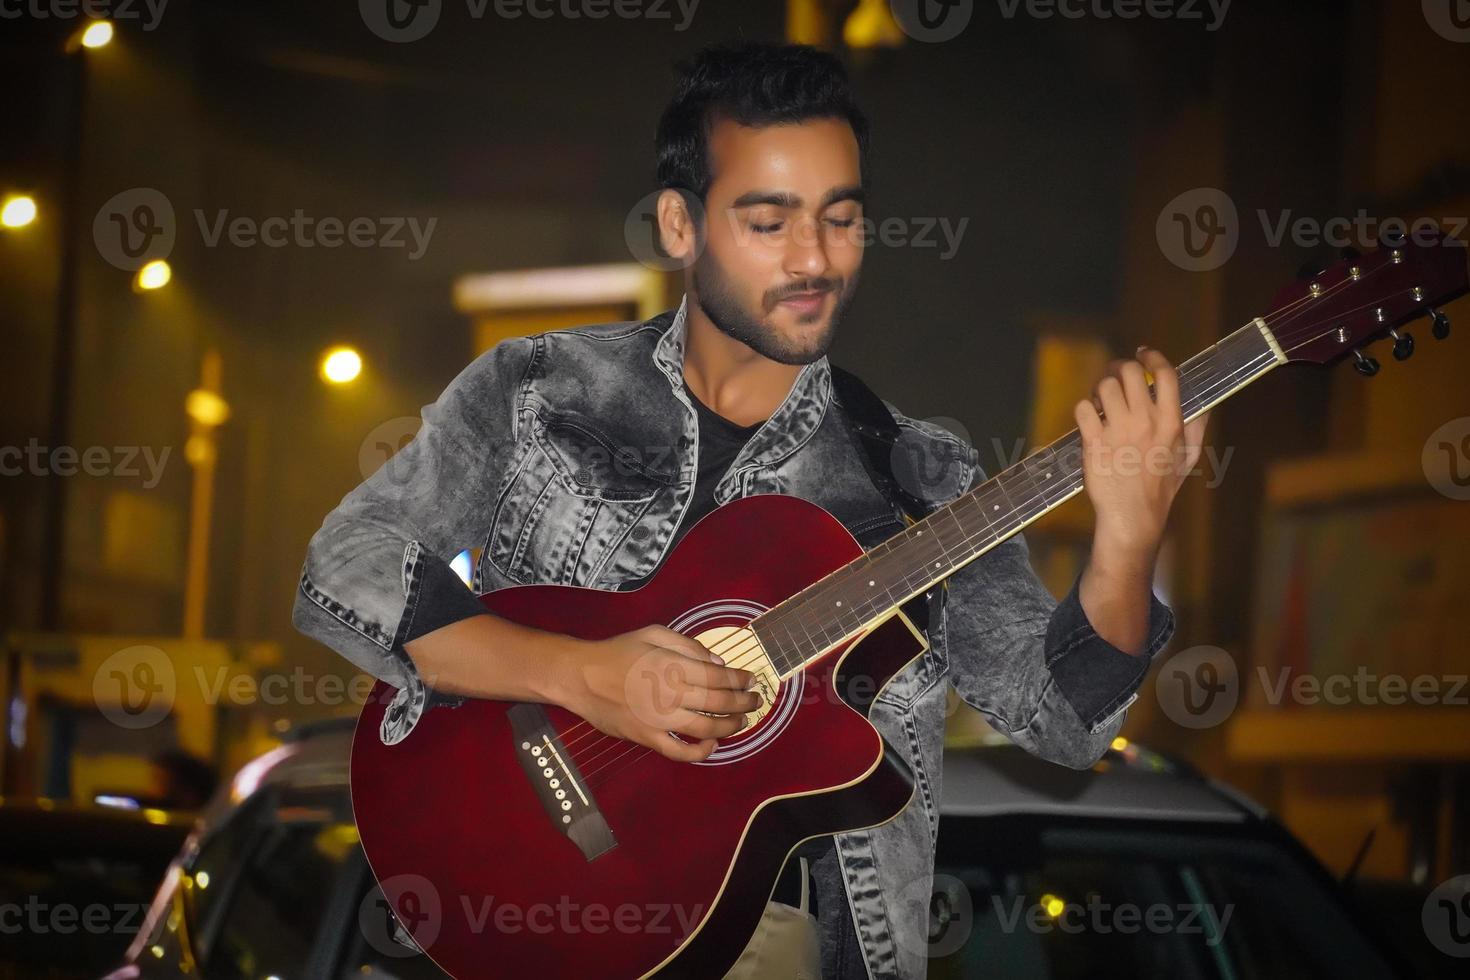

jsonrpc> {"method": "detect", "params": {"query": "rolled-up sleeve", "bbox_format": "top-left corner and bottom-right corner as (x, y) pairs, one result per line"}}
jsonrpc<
(291, 335), (534, 743)
(941, 451), (1175, 769)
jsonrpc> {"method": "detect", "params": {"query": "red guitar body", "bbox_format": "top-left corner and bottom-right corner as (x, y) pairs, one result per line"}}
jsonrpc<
(350, 493), (926, 979)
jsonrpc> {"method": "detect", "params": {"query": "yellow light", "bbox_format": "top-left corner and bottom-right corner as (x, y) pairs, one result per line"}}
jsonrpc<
(321, 347), (363, 384)
(195, 870), (210, 889)
(142, 807), (169, 825)
(1, 195), (37, 228)
(186, 389), (231, 427)
(1040, 893), (1066, 918)
(1111, 736), (1129, 752)
(135, 259), (172, 290)
(81, 20), (114, 49)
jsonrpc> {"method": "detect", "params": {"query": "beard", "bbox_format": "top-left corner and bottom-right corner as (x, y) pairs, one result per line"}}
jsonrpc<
(691, 249), (860, 366)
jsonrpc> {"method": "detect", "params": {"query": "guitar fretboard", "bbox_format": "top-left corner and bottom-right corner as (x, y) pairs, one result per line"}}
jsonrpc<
(751, 319), (1285, 677)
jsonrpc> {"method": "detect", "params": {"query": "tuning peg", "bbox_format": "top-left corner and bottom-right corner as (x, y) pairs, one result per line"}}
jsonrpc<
(1353, 350), (1381, 376)
(1429, 308), (1450, 340)
(1389, 328), (1415, 360)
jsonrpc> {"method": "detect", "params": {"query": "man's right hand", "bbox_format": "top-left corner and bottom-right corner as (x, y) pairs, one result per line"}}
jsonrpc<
(553, 625), (762, 762)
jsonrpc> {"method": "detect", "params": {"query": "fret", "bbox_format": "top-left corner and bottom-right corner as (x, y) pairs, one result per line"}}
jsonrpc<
(751, 318), (1291, 678)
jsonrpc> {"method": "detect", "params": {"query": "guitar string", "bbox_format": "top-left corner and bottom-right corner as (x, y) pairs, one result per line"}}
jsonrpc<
(577, 269), (1424, 785)
(557, 259), (1401, 766)
(558, 260), (1411, 781)
(568, 287), (1392, 782)
(565, 262), (1410, 776)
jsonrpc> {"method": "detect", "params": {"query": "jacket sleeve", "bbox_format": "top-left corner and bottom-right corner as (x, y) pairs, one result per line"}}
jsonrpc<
(291, 334), (535, 743)
(937, 440), (1175, 769)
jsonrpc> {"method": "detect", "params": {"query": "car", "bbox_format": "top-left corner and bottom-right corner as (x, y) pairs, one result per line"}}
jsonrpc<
(107, 721), (1418, 979)
(0, 799), (191, 980)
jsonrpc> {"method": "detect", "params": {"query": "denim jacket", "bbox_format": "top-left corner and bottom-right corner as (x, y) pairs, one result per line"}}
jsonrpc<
(292, 297), (1174, 980)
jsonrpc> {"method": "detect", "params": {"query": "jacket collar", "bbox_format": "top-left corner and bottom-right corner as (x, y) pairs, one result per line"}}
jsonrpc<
(653, 295), (832, 500)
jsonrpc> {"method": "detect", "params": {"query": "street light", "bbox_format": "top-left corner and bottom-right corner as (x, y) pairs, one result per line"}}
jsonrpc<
(79, 20), (113, 49)
(320, 346), (363, 384)
(1, 195), (37, 229)
(134, 258), (172, 291)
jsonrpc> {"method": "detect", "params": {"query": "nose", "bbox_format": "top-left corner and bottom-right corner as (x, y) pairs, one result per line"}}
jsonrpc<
(782, 214), (832, 280)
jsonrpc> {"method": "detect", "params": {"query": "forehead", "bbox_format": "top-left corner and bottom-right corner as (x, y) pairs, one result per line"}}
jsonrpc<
(705, 116), (860, 198)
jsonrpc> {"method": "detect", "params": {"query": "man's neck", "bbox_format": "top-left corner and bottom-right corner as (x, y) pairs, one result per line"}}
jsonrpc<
(682, 302), (801, 428)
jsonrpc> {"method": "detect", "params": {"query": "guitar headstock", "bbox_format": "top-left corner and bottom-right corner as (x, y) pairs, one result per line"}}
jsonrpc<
(1264, 228), (1468, 374)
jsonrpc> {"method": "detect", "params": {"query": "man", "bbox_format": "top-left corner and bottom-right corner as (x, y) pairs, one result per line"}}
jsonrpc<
(294, 42), (1206, 980)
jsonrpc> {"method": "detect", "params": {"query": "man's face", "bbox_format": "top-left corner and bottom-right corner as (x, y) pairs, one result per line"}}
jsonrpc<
(688, 116), (864, 365)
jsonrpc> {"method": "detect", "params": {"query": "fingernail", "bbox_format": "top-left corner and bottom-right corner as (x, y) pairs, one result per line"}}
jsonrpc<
(1137, 344), (1149, 353)
(711, 653), (725, 665)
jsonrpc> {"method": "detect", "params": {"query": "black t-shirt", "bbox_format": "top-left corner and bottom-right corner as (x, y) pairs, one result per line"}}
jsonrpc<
(622, 379), (764, 590)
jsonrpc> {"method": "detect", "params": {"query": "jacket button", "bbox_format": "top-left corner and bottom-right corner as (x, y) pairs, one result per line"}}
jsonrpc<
(630, 526), (649, 541)
(574, 469), (591, 484)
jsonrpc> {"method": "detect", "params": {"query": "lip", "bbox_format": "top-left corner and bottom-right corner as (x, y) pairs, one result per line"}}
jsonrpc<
(777, 290), (830, 315)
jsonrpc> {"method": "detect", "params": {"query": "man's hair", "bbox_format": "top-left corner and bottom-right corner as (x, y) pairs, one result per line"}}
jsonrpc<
(655, 42), (870, 203)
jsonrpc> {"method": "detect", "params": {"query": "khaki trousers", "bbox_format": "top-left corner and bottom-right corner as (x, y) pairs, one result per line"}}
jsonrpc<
(721, 857), (822, 980)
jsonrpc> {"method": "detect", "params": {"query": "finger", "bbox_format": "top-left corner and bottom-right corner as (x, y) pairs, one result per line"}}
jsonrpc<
(1117, 360), (1151, 414)
(1137, 347), (1181, 421)
(681, 686), (762, 715)
(1073, 399), (1103, 443)
(1095, 376), (1127, 424)
(691, 659), (756, 691)
(654, 732), (717, 763)
(648, 625), (724, 665)
(670, 710), (744, 740)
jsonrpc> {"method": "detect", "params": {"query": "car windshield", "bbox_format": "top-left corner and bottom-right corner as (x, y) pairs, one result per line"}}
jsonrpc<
(926, 815), (1402, 980)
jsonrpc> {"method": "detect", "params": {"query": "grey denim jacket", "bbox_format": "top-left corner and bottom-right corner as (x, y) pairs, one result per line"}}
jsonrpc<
(292, 297), (1174, 980)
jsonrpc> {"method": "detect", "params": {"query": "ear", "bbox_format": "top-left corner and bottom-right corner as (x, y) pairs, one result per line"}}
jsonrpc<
(655, 188), (702, 268)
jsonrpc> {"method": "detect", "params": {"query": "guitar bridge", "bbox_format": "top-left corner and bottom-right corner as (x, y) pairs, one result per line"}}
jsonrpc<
(507, 703), (617, 861)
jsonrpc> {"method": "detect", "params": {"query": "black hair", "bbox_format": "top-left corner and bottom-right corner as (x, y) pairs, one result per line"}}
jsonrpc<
(655, 42), (870, 203)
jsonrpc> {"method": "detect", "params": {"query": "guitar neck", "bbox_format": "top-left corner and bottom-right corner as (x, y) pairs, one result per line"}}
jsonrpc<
(752, 318), (1288, 678)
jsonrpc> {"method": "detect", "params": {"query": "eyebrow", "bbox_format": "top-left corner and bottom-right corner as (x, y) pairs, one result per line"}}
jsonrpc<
(729, 185), (865, 210)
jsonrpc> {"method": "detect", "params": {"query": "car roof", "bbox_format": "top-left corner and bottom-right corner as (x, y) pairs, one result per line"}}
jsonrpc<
(940, 740), (1259, 823)
(215, 721), (1260, 827)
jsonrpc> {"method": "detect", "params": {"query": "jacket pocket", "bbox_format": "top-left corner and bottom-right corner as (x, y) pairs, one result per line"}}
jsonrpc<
(486, 409), (671, 586)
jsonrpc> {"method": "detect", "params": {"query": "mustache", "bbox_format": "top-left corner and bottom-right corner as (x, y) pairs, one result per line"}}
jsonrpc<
(767, 278), (840, 305)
